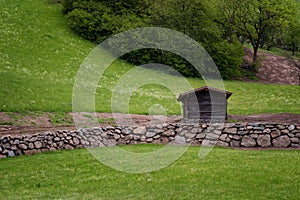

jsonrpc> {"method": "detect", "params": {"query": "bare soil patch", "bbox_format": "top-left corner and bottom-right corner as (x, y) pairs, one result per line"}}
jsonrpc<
(1, 112), (299, 136)
(243, 48), (300, 85)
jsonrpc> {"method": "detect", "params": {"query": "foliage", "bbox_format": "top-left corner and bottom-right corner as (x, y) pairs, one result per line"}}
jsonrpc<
(0, 145), (300, 199)
(63, 0), (149, 43)
(216, 0), (298, 62)
(62, 0), (244, 79)
(282, 21), (300, 56)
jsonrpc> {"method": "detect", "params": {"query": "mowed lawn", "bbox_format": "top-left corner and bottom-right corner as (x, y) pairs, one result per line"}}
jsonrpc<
(0, 0), (299, 115)
(0, 145), (299, 199)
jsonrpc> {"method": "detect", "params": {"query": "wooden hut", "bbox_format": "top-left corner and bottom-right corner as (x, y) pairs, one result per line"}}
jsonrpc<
(177, 86), (232, 122)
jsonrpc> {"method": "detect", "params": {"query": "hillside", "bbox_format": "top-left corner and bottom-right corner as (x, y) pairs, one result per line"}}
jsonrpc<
(0, 0), (94, 111)
(0, 0), (299, 116)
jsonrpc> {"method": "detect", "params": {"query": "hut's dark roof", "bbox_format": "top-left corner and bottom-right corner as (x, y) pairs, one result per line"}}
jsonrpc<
(177, 86), (233, 101)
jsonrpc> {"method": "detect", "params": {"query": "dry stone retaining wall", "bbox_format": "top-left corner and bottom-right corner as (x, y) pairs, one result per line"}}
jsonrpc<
(1, 123), (299, 158)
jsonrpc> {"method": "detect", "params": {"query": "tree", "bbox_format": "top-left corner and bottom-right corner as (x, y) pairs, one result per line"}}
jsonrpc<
(284, 21), (300, 56)
(62, 0), (244, 79)
(216, 0), (297, 62)
(148, 0), (244, 79)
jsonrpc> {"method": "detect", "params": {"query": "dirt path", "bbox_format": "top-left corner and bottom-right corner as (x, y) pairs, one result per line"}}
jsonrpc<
(1, 112), (299, 136)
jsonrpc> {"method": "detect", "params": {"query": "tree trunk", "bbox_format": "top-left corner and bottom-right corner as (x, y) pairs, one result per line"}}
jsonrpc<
(253, 46), (259, 63)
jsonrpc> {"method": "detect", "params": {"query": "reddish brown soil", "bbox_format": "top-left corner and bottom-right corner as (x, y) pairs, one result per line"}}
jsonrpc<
(1, 112), (300, 136)
(243, 48), (300, 85)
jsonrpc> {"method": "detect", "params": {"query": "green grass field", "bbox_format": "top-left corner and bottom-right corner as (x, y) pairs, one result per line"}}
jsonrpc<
(0, 0), (299, 115)
(0, 145), (299, 199)
(0, 1), (300, 199)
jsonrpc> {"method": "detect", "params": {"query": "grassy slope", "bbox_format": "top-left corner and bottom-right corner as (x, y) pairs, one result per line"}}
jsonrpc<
(0, 0), (94, 111)
(0, 145), (299, 199)
(0, 0), (299, 115)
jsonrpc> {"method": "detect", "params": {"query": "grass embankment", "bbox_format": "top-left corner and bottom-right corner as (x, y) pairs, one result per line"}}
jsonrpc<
(0, 0), (299, 116)
(0, 145), (299, 199)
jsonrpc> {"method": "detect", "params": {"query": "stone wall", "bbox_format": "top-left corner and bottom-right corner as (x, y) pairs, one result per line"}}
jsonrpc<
(1, 123), (299, 158)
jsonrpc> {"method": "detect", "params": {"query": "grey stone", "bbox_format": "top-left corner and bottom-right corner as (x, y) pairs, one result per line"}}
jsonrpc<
(133, 127), (146, 135)
(185, 133), (196, 139)
(297, 133), (300, 138)
(238, 131), (248, 135)
(201, 124), (208, 128)
(18, 144), (28, 150)
(230, 140), (240, 147)
(232, 135), (242, 140)
(263, 128), (271, 134)
(4, 143), (11, 149)
(54, 137), (60, 142)
(125, 135), (134, 141)
(34, 141), (42, 149)
(133, 135), (140, 141)
(288, 125), (295, 131)
(153, 135), (161, 139)
(253, 126), (264, 130)
(257, 135), (271, 147)
(73, 138), (80, 146)
(202, 140), (216, 146)
(146, 138), (153, 143)
(146, 132), (156, 138)
(213, 130), (222, 135)
(0, 147), (2, 152)
(13, 139), (20, 145)
(65, 145), (74, 150)
(291, 144), (300, 148)
(106, 126), (115, 130)
(7, 151), (15, 157)
(290, 137), (299, 143)
(113, 134), (120, 140)
(223, 128), (237, 134)
(122, 128), (131, 135)
(140, 136), (146, 142)
(265, 125), (275, 128)
(277, 125), (286, 130)
(178, 130), (188, 136)
(219, 134), (227, 142)
(253, 130), (263, 134)
(161, 137), (169, 144)
(174, 135), (186, 145)
(10, 145), (17, 151)
(216, 141), (229, 147)
(273, 136), (291, 148)
(115, 129), (121, 134)
(196, 133), (205, 139)
(292, 130), (300, 133)
(281, 129), (289, 135)
(241, 136), (256, 147)
(162, 129), (175, 137)
(271, 130), (281, 138)
(191, 128), (201, 133)
(250, 134), (258, 139)
(102, 138), (117, 147)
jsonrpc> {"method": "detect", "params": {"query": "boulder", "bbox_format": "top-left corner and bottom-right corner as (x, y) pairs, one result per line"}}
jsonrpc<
(257, 135), (271, 147)
(241, 136), (256, 147)
(273, 136), (291, 148)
